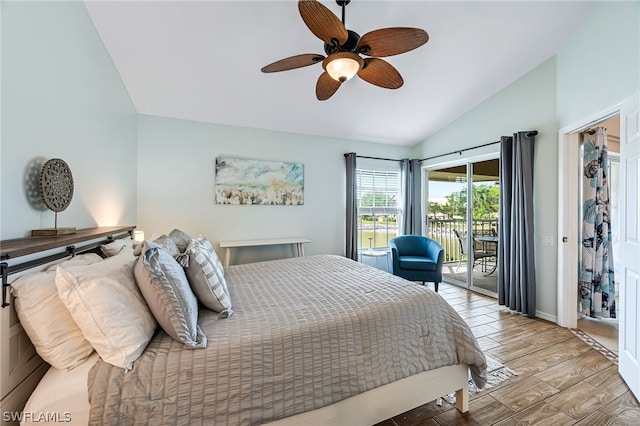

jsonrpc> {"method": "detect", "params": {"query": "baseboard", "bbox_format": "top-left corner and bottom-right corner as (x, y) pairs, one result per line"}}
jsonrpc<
(535, 310), (557, 324)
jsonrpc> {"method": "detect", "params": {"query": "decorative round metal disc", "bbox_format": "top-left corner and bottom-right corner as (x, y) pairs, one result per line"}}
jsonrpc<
(24, 158), (48, 211)
(39, 158), (74, 212)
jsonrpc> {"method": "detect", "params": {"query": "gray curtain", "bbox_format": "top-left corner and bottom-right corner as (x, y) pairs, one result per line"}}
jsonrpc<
(345, 153), (358, 260)
(498, 132), (537, 317)
(401, 159), (422, 235)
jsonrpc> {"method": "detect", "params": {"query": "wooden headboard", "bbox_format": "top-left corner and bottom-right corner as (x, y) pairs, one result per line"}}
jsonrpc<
(0, 226), (135, 421)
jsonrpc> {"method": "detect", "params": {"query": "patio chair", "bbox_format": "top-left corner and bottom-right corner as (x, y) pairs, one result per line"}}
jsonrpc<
(453, 229), (495, 272)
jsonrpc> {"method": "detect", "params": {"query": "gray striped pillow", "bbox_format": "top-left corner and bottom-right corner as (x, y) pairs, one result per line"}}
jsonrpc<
(184, 236), (233, 317)
(133, 240), (207, 349)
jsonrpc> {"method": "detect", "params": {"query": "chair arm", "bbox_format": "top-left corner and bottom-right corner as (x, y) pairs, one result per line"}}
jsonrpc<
(425, 239), (445, 282)
(424, 240), (443, 261)
(435, 246), (445, 267)
(389, 241), (401, 271)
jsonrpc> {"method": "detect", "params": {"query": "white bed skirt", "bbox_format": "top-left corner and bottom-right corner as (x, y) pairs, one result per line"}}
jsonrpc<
(20, 361), (468, 426)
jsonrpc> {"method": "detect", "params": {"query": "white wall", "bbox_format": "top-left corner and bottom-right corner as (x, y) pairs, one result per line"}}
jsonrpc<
(137, 115), (411, 264)
(556, 1), (640, 127)
(0, 1), (137, 240)
(413, 0), (640, 321)
(413, 58), (558, 319)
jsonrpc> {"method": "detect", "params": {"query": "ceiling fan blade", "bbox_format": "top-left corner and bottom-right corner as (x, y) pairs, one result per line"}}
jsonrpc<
(316, 71), (342, 101)
(298, 0), (348, 47)
(261, 54), (325, 73)
(357, 58), (403, 89)
(357, 27), (429, 57)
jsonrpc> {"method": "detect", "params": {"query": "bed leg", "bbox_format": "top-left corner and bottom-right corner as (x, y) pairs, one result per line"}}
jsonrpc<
(455, 387), (469, 413)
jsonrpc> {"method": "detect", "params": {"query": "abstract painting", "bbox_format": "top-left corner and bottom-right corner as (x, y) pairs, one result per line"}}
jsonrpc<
(215, 156), (304, 205)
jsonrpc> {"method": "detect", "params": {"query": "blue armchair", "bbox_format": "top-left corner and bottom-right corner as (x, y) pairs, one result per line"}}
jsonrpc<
(390, 235), (444, 292)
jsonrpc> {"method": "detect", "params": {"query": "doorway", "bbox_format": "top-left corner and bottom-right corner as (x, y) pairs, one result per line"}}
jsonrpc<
(577, 117), (621, 355)
(425, 157), (499, 297)
(558, 113), (621, 355)
(559, 92), (640, 402)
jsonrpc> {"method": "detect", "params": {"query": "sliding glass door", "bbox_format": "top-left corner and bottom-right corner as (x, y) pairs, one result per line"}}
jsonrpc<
(468, 159), (499, 295)
(426, 164), (469, 287)
(425, 157), (499, 296)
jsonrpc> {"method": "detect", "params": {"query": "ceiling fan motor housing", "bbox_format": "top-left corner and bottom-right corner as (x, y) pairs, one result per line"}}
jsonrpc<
(324, 29), (361, 55)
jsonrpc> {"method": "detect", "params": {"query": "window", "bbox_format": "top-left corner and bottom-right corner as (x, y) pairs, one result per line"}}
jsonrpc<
(357, 168), (401, 249)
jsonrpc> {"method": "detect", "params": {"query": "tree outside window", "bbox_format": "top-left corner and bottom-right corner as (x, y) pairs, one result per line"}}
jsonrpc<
(357, 169), (401, 249)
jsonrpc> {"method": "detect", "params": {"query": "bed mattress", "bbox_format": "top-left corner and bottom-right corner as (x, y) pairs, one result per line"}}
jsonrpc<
(87, 254), (486, 425)
(21, 353), (98, 426)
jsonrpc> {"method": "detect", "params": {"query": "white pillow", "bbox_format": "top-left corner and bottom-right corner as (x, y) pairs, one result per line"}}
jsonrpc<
(101, 238), (135, 257)
(55, 250), (157, 370)
(11, 254), (103, 370)
(45, 253), (104, 271)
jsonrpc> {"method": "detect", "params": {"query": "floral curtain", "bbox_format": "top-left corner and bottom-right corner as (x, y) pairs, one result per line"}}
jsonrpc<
(579, 127), (615, 318)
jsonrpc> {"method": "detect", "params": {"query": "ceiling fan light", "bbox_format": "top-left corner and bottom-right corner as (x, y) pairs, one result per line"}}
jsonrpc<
(323, 52), (363, 82)
(326, 57), (360, 82)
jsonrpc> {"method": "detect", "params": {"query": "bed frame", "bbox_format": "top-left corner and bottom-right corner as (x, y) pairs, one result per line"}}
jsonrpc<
(269, 364), (469, 425)
(0, 226), (135, 424)
(0, 226), (470, 425)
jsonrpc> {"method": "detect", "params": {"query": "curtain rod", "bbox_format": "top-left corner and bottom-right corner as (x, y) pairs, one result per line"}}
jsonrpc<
(418, 130), (538, 163)
(344, 153), (403, 162)
(419, 140), (499, 163)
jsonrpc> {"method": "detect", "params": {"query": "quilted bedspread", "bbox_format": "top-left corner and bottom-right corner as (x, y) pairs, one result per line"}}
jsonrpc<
(87, 255), (486, 425)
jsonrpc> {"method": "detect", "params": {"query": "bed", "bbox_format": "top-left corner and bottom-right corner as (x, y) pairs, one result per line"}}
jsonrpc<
(1, 227), (486, 425)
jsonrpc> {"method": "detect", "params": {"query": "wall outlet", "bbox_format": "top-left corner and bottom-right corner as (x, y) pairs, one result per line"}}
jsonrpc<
(541, 235), (554, 246)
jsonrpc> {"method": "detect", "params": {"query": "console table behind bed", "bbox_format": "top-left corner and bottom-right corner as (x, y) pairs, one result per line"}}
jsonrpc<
(0, 226), (135, 424)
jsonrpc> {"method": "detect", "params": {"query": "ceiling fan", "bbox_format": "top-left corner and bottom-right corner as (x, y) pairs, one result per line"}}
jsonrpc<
(261, 0), (429, 101)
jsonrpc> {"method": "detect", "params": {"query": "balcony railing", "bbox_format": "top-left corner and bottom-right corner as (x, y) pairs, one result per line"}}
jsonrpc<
(357, 213), (398, 250)
(427, 218), (497, 262)
(355, 215), (497, 261)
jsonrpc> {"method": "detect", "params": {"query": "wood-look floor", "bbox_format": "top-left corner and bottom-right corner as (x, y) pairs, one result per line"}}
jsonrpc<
(377, 282), (640, 426)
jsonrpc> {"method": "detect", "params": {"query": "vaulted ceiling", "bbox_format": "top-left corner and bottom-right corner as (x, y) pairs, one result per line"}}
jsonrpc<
(85, 0), (595, 146)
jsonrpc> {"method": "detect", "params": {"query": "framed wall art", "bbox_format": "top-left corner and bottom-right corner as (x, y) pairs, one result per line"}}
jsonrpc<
(215, 156), (304, 205)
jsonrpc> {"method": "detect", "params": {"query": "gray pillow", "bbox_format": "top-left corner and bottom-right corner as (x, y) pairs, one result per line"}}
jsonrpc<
(133, 240), (207, 349)
(131, 229), (191, 258)
(168, 228), (191, 252)
(184, 236), (233, 317)
(153, 234), (180, 257)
